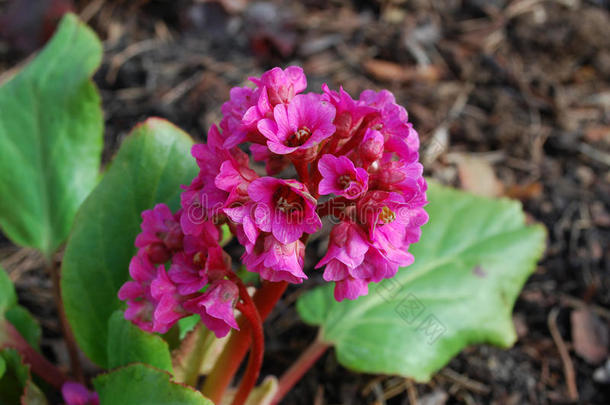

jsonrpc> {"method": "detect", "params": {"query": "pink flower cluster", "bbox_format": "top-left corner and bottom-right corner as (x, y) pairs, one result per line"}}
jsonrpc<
(119, 66), (428, 337)
(118, 204), (239, 337)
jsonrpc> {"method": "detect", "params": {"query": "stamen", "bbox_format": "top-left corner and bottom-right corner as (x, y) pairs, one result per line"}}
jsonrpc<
(286, 126), (312, 147)
(380, 206), (396, 223)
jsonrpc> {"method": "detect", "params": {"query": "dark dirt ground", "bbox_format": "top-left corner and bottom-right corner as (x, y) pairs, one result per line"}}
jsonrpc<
(1, 0), (609, 404)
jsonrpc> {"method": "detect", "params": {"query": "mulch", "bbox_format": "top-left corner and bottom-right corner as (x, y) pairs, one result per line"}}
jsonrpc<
(1, 0), (609, 404)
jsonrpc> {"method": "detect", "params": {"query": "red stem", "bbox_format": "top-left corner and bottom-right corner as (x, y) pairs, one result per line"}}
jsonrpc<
(231, 299), (263, 405)
(1, 319), (67, 389)
(293, 159), (310, 184)
(201, 281), (288, 403)
(271, 337), (330, 405)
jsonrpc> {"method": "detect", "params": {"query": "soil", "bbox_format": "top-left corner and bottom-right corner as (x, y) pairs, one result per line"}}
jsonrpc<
(1, 0), (609, 404)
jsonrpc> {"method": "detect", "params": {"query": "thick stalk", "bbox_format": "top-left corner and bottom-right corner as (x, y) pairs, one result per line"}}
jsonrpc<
(272, 337), (330, 405)
(47, 259), (83, 382)
(230, 299), (263, 405)
(0, 319), (67, 389)
(201, 281), (287, 403)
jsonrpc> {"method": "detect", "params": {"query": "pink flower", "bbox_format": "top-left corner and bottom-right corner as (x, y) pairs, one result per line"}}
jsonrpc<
(62, 382), (99, 405)
(318, 154), (368, 199)
(243, 234), (306, 283)
(118, 252), (158, 332)
(150, 269), (188, 333)
(221, 86), (260, 148)
(359, 89), (419, 163)
(334, 277), (369, 301)
(180, 126), (253, 235)
(357, 190), (428, 267)
(184, 280), (239, 338)
(249, 66), (307, 106)
(359, 128), (385, 164)
(135, 204), (183, 264)
(248, 177), (321, 244)
(315, 221), (370, 301)
(167, 252), (207, 295)
(322, 84), (375, 138)
(257, 93), (336, 155)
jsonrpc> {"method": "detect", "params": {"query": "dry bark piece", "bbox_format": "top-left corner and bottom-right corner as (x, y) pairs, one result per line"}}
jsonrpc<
(571, 308), (609, 365)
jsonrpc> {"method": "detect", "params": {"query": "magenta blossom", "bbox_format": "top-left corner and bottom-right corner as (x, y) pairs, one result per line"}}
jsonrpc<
(221, 86), (260, 148)
(150, 268), (188, 333)
(318, 154), (368, 199)
(62, 382), (99, 405)
(248, 177), (321, 244)
(121, 66), (429, 342)
(135, 204), (183, 264)
(359, 89), (419, 163)
(242, 234), (307, 283)
(249, 66), (307, 106)
(118, 252), (158, 332)
(184, 280), (239, 338)
(258, 93), (336, 155)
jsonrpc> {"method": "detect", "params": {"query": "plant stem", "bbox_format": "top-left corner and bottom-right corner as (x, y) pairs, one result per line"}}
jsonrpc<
(201, 280), (287, 403)
(0, 319), (67, 389)
(272, 337), (330, 405)
(230, 298), (263, 405)
(178, 324), (215, 387)
(46, 259), (83, 383)
(292, 159), (310, 184)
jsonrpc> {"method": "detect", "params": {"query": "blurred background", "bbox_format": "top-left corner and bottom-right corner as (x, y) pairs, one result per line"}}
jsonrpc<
(0, 0), (609, 404)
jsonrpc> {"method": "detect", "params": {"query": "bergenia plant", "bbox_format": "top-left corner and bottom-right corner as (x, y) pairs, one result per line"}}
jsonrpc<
(0, 15), (545, 405)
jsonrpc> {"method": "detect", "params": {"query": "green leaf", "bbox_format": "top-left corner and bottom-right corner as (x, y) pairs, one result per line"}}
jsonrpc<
(62, 118), (198, 367)
(108, 311), (172, 373)
(0, 14), (103, 257)
(5, 307), (41, 351)
(0, 349), (48, 405)
(94, 364), (213, 405)
(0, 267), (16, 313)
(297, 182), (546, 381)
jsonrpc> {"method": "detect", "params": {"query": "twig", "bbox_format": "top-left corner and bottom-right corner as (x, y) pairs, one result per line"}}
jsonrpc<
(548, 307), (579, 401)
(79, 0), (106, 23)
(405, 379), (418, 404)
(559, 294), (610, 321)
(106, 40), (159, 83)
(439, 368), (491, 395)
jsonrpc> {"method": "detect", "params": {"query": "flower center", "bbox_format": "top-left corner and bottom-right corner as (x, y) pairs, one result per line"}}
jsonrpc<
(380, 206), (396, 224)
(273, 185), (304, 216)
(286, 127), (312, 147)
(337, 173), (356, 190)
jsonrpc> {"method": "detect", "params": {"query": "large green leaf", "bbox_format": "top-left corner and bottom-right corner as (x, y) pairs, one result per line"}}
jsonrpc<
(61, 118), (198, 367)
(107, 311), (172, 373)
(297, 182), (546, 381)
(94, 364), (213, 405)
(0, 14), (103, 257)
